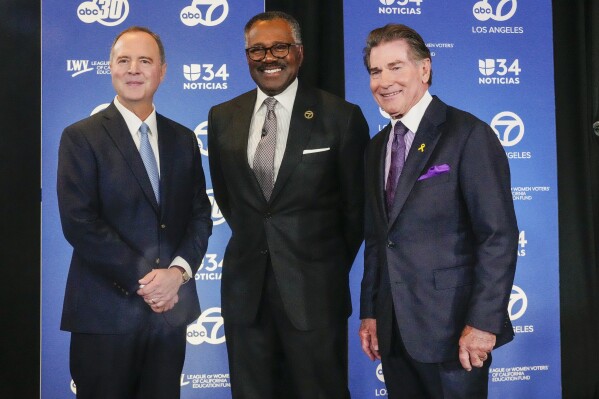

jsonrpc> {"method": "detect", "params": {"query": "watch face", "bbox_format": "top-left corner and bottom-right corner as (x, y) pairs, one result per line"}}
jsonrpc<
(182, 271), (191, 283)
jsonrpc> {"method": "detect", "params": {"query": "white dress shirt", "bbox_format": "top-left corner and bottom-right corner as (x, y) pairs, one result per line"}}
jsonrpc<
(113, 96), (193, 279)
(247, 78), (299, 181)
(384, 91), (433, 186)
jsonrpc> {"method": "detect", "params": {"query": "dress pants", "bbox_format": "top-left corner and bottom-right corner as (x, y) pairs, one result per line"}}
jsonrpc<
(381, 312), (491, 399)
(70, 312), (187, 399)
(224, 261), (350, 399)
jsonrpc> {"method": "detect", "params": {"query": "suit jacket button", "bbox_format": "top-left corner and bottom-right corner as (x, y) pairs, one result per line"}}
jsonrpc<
(387, 241), (395, 248)
(155, 258), (160, 264)
(160, 224), (166, 229)
(260, 249), (269, 255)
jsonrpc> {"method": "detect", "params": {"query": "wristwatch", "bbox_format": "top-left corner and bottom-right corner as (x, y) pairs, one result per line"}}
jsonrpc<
(173, 266), (191, 284)
(180, 269), (191, 284)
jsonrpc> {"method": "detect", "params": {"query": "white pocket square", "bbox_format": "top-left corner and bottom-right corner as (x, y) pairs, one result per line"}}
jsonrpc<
(303, 147), (330, 154)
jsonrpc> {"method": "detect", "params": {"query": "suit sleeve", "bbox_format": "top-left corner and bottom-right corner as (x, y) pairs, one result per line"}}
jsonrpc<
(57, 125), (153, 293)
(360, 140), (380, 319)
(337, 105), (370, 264)
(171, 128), (213, 274)
(460, 121), (519, 334)
(207, 106), (231, 221)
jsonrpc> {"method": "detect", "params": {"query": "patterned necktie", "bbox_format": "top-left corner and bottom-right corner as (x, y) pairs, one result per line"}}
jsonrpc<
(252, 97), (278, 200)
(139, 122), (160, 204)
(385, 121), (408, 212)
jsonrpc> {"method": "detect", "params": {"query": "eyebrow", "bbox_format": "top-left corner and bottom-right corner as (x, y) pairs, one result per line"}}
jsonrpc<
(115, 55), (154, 62)
(386, 60), (404, 68)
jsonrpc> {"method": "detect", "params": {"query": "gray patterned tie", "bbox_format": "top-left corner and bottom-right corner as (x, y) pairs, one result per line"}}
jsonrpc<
(139, 122), (160, 204)
(252, 97), (278, 200)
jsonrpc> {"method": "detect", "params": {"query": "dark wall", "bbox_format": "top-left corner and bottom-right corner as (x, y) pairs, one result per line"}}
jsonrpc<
(553, 0), (599, 397)
(0, 1), (41, 398)
(3, 0), (598, 397)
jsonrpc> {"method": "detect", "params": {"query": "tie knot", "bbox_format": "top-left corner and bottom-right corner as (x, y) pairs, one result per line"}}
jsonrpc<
(394, 121), (408, 137)
(264, 97), (277, 111)
(139, 122), (150, 136)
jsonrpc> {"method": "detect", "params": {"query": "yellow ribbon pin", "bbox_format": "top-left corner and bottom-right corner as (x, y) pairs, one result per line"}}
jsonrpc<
(418, 144), (426, 152)
(304, 110), (314, 119)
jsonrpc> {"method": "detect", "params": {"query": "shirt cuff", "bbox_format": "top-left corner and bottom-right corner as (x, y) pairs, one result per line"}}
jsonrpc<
(169, 256), (193, 280)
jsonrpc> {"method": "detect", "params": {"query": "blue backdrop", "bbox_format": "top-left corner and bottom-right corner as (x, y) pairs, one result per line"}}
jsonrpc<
(41, 1), (263, 398)
(343, 0), (561, 398)
(42, 1), (560, 398)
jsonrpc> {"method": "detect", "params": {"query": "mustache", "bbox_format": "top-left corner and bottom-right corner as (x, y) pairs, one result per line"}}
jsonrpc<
(257, 62), (286, 72)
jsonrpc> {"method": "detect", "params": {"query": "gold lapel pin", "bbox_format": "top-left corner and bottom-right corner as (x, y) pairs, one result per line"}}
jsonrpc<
(304, 110), (314, 119)
(418, 143), (426, 152)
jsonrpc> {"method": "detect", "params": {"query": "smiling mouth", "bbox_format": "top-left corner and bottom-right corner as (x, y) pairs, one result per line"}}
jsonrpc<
(381, 90), (401, 98)
(259, 63), (285, 74)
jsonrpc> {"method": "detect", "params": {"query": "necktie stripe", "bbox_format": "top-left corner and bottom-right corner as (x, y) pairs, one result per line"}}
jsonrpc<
(139, 122), (160, 204)
(385, 121), (408, 213)
(252, 97), (278, 200)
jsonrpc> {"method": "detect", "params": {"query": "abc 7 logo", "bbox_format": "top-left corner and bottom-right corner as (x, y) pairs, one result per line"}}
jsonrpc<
(70, 379), (77, 394)
(180, 0), (229, 27)
(508, 285), (527, 321)
(90, 103), (110, 116)
(206, 189), (226, 225)
(376, 363), (385, 383)
(491, 111), (524, 147)
(186, 307), (226, 345)
(379, 107), (391, 120)
(194, 121), (209, 157)
(473, 0), (517, 22)
(77, 0), (129, 26)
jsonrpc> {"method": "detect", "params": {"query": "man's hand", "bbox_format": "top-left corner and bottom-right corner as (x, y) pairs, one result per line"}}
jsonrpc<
(359, 318), (381, 361)
(458, 325), (496, 371)
(137, 268), (183, 313)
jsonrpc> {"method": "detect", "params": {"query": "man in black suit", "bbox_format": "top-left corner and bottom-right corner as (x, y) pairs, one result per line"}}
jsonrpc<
(358, 24), (518, 398)
(57, 26), (212, 399)
(207, 11), (370, 399)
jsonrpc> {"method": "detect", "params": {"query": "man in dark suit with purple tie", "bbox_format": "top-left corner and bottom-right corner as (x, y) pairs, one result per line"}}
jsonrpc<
(358, 24), (518, 398)
(57, 26), (212, 398)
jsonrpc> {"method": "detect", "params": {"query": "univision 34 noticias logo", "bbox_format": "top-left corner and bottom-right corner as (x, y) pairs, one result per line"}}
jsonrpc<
(478, 59), (520, 85)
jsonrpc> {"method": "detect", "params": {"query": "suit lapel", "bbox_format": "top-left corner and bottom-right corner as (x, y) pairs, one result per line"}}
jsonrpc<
(269, 84), (314, 203)
(156, 114), (175, 213)
(387, 97), (446, 228)
(102, 103), (159, 213)
(231, 91), (267, 199)
(374, 124), (392, 220)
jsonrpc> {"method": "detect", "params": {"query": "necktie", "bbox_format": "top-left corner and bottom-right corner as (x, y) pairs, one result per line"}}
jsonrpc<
(139, 122), (160, 204)
(252, 97), (278, 200)
(385, 121), (408, 212)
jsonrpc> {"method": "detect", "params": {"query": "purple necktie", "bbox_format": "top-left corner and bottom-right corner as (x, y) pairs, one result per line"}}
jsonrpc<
(385, 121), (408, 212)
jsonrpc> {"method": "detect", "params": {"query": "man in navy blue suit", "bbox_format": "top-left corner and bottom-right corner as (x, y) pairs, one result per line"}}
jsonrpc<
(358, 24), (518, 398)
(57, 26), (212, 399)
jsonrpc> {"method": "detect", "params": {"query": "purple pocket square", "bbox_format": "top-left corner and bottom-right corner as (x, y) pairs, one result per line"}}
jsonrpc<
(418, 164), (450, 181)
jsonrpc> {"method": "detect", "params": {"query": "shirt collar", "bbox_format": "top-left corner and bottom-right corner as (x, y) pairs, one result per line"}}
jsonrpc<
(254, 78), (299, 115)
(113, 96), (158, 136)
(391, 90), (433, 134)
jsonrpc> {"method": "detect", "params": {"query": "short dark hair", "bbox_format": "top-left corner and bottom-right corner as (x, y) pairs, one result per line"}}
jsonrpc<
(244, 11), (302, 46)
(363, 24), (432, 85)
(110, 26), (166, 65)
